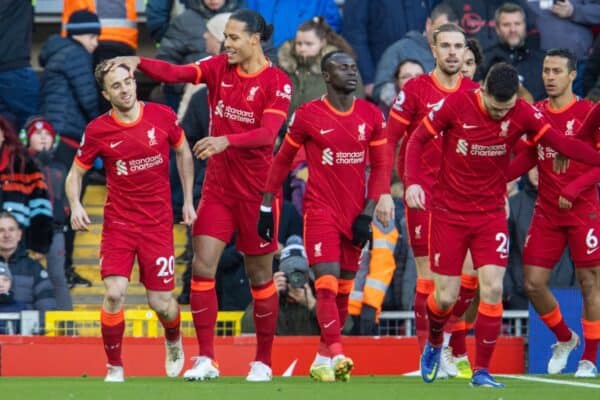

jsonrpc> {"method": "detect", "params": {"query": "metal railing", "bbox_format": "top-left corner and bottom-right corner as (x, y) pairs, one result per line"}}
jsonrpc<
(0, 310), (40, 335)
(377, 310), (529, 337)
(44, 310), (244, 337)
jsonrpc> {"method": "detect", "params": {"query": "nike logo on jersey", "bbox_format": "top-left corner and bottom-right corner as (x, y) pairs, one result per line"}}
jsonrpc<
(500, 253), (508, 259)
(587, 247), (599, 255)
(163, 277), (174, 284)
(462, 123), (478, 129)
(255, 312), (273, 319)
(259, 242), (270, 248)
(320, 128), (334, 135)
(221, 82), (233, 87)
(426, 103), (437, 108)
(110, 140), (123, 148)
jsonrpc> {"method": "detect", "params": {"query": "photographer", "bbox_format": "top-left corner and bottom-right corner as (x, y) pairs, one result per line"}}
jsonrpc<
(241, 236), (320, 335)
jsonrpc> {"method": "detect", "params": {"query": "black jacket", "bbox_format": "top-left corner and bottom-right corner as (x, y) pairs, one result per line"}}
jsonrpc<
(480, 42), (546, 101)
(0, 0), (33, 71)
(38, 35), (99, 141)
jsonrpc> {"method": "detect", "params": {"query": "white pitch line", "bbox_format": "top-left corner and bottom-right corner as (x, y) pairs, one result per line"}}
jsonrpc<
(497, 374), (600, 389)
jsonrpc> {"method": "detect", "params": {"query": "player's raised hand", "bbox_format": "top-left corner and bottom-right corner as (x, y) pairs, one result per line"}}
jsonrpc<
(375, 193), (395, 227)
(180, 201), (197, 226)
(193, 137), (230, 160)
(70, 204), (91, 231)
(405, 184), (426, 210)
(553, 154), (569, 174)
(257, 205), (274, 242)
(558, 195), (573, 209)
(351, 214), (372, 248)
(104, 56), (141, 72)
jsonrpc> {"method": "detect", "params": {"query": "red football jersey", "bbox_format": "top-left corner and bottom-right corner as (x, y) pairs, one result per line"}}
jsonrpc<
(578, 102), (600, 144)
(266, 97), (387, 236)
(75, 102), (184, 229)
(195, 54), (292, 199)
(388, 73), (479, 191)
(416, 90), (550, 215)
(534, 98), (596, 219)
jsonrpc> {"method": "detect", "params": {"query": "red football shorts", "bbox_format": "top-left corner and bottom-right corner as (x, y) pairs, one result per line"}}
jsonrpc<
(303, 208), (362, 272)
(430, 209), (508, 276)
(193, 191), (280, 255)
(100, 225), (175, 291)
(404, 205), (431, 258)
(524, 210), (600, 269)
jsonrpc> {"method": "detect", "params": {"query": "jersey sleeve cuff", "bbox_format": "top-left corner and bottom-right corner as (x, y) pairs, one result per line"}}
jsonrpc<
(74, 157), (92, 170)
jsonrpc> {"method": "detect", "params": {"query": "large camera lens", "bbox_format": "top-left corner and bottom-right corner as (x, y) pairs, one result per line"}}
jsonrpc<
(288, 270), (307, 289)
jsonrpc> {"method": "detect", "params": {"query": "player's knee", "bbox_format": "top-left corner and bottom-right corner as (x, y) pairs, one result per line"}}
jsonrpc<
(148, 298), (171, 317)
(437, 289), (459, 309)
(577, 271), (598, 299)
(104, 290), (124, 308)
(480, 281), (503, 303)
(523, 276), (544, 297)
(192, 256), (215, 276)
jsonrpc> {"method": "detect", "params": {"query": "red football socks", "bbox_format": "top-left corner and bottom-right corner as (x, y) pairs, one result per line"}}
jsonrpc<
(101, 308), (125, 366)
(415, 279), (434, 350)
(426, 293), (453, 347)
(190, 276), (218, 360)
(581, 319), (600, 363)
(251, 280), (279, 367)
(316, 275), (342, 356)
(540, 305), (572, 342)
(474, 301), (502, 371)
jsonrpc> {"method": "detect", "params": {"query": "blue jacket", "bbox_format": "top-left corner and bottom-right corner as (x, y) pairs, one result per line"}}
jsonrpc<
(38, 35), (99, 142)
(246, 0), (341, 48)
(341, 0), (437, 84)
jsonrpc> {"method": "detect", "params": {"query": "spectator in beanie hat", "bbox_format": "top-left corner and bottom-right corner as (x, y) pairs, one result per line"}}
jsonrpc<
(25, 116), (74, 311)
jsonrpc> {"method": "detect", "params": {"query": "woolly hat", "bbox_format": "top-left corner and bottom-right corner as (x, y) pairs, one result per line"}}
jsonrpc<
(206, 12), (232, 43)
(25, 117), (56, 142)
(66, 9), (101, 36)
(0, 262), (12, 281)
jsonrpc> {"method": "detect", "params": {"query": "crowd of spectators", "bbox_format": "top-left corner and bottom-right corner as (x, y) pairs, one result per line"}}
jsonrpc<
(0, 0), (598, 335)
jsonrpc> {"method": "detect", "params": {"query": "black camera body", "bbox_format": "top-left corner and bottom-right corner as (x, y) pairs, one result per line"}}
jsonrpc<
(285, 268), (307, 289)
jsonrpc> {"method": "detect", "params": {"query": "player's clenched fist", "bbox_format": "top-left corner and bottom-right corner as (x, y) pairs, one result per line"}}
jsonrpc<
(405, 184), (426, 210)
(257, 205), (274, 242)
(351, 214), (372, 248)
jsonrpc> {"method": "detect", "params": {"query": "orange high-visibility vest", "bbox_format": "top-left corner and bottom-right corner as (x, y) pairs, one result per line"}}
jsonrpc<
(62, 0), (138, 50)
(349, 219), (398, 321)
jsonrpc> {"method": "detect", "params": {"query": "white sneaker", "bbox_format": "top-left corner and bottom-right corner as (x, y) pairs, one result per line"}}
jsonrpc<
(246, 361), (272, 382)
(183, 356), (220, 381)
(165, 336), (185, 377)
(440, 346), (458, 377)
(574, 360), (598, 378)
(104, 364), (124, 383)
(548, 330), (579, 374)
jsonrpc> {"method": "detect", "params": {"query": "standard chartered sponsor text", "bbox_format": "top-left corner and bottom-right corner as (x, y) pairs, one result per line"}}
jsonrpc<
(470, 143), (506, 157)
(335, 150), (365, 164)
(129, 154), (164, 172)
(224, 105), (255, 124)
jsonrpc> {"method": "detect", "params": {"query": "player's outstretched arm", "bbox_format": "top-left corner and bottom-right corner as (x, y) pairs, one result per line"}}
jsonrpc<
(506, 145), (537, 182)
(137, 57), (200, 84)
(65, 163), (90, 231)
(539, 127), (600, 167)
(174, 136), (197, 226)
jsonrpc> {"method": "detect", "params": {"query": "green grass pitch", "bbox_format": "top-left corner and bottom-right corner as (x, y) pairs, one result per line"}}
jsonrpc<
(1, 376), (599, 400)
